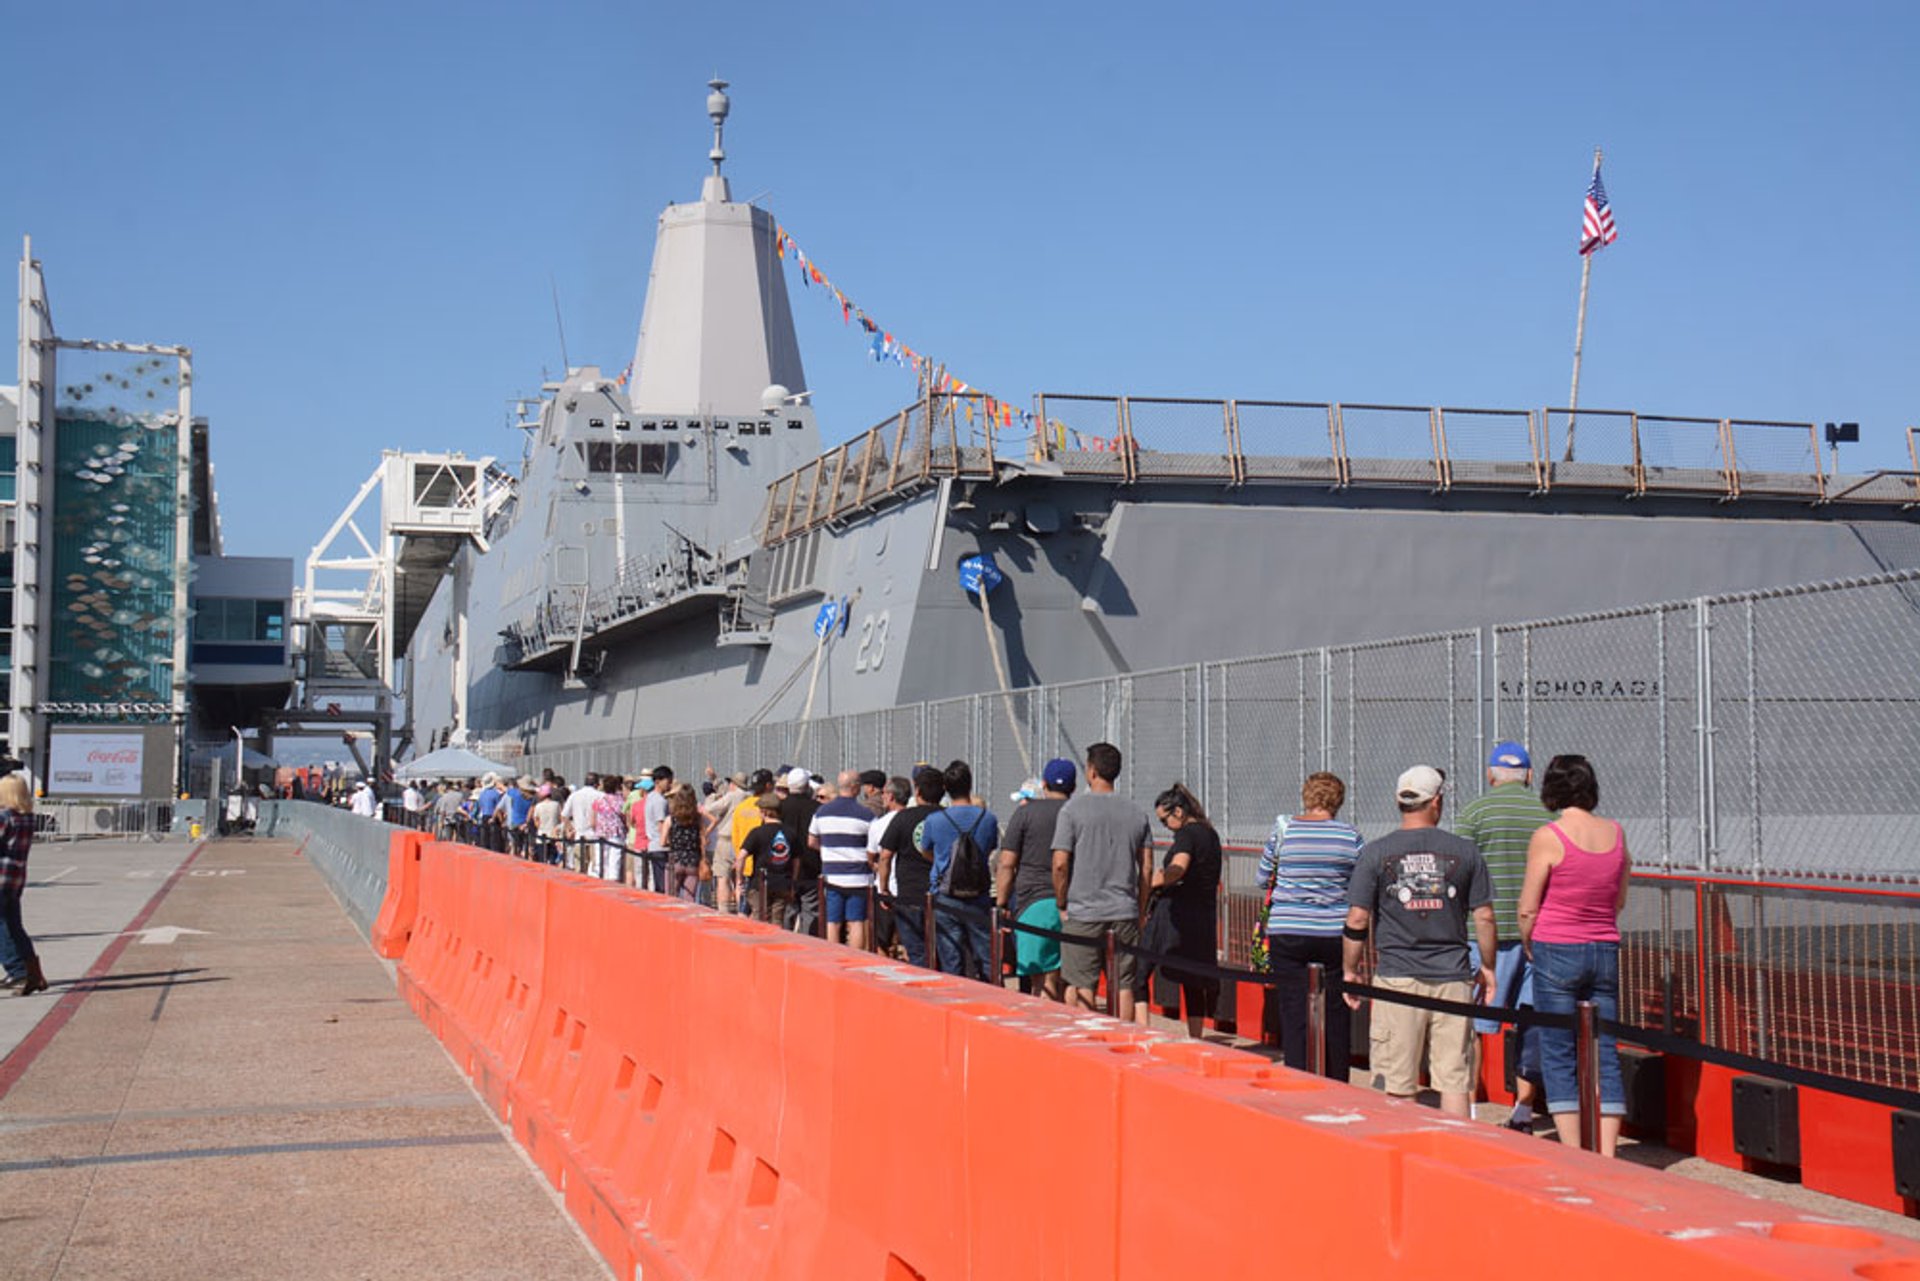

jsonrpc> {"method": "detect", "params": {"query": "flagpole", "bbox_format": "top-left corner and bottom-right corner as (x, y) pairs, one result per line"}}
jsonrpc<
(1565, 145), (1602, 463)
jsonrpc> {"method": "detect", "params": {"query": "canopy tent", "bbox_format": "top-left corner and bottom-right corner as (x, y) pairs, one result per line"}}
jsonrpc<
(396, 746), (516, 780)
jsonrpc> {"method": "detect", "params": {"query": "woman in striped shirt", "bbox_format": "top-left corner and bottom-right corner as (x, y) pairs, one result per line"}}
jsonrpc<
(1257, 771), (1363, 1078)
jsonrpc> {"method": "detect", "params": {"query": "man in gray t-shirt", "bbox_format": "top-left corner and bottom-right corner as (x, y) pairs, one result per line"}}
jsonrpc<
(1051, 743), (1152, 1016)
(1342, 765), (1496, 1118)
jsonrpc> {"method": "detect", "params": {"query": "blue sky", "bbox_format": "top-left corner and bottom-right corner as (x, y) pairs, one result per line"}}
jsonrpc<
(5, 1), (1916, 563)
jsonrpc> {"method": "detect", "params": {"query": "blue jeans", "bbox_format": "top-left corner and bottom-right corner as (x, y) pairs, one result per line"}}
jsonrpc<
(894, 897), (929, 967)
(1, 888), (35, 977)
(934, 894), (993, 982)
(1531, 940), (1626, 1116)
(1476, 940), (1542, 1085)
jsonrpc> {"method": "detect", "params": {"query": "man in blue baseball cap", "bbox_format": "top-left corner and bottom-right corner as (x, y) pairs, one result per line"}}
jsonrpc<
(1454, 739), (1553, 1131)
(994, 758), (1078, 1000)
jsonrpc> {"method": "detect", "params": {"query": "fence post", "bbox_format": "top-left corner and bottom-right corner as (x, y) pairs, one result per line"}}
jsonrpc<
(1104, 926), (1120, 1019)
(1576, 999), (1601, 1153)
(1695, 597), (1716, 872)
(1306, 962), (1327, 1078)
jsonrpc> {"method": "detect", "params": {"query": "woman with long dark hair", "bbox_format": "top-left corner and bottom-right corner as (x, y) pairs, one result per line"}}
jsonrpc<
(666, 785), (705, 902)
(1518, 754), (1630, 1155)
(1134, 783), (1221, 1037)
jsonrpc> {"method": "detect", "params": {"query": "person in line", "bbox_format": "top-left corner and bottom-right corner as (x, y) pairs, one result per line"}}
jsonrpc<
(1454, 740), (1555, 1131)
(921, 760), (999, 981)
(433, 779), (469, 841)
(1258, 771), (1363, 1078)
(1342, 766), (1496, 1119)
(1052, 742), (1153, 1018)
(1518, 754), (1631, 1156)
(665, 785), (704, 901)
(401, 779), (426, 820)
(561, 772), (602, 868)
(704, 772), (748, 913)
(349, 778), (378, 819)
(867, 776), (911, 955)
(591, 774), (630, 882)
(778, 769), (822, 934)
(472, 773), (505, 847)
(738, 794), (797, 923)
(877, 767), (944, 966)
(1134, 783), (1221, 1037)
(504, 776), (537, 857)
(857, 769), (890, 817)
(0, 775), (46, 996)
(810, 769), (877, 950)
(731, 770), (775, 915)
(995, 759), (1075, 1000)
(645, 765), (675, 846)
(532, 783), (565, 864)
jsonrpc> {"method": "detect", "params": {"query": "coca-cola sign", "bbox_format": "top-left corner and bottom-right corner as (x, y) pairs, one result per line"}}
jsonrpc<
(47, 731), (146, 797)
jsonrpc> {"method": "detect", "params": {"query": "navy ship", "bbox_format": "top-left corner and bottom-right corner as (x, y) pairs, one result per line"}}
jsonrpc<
(335, 83), (1919, 788)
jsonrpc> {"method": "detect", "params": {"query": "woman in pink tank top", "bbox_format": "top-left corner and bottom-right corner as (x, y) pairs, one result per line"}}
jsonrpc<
(1517, 754), (1632, 1155)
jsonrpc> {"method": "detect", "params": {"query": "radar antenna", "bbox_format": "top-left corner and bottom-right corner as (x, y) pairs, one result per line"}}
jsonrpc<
(707, 78), (730, 179)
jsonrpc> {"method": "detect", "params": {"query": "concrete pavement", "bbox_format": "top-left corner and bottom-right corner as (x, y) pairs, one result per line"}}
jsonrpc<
(0, 834), (608, 1280)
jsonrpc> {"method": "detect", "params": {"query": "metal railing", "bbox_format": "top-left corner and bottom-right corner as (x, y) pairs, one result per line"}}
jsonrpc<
(33, 798), (178, 841)
(755, 395), (1909, 548)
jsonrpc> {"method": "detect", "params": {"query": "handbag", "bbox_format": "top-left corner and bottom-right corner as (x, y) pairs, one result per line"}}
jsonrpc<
(1248, 814), (1289, 973)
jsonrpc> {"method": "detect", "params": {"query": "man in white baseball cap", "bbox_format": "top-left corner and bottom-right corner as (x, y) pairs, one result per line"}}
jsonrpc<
(1341, 764), (1497, 1119)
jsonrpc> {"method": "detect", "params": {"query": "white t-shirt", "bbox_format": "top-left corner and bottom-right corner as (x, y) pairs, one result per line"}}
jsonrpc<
(562, 785), (601, 836)
(350, 787), (377, 818)
(402, 785), (425, 812)
(532, 798), (565, 838)
(869, 809), (901, 895)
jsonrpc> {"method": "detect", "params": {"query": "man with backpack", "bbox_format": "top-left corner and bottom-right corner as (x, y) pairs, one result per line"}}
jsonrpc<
(919, 760), (1001, 982)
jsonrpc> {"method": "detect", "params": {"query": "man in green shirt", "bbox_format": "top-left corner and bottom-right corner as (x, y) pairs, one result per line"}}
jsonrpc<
(1453, 740), (1553, 1131)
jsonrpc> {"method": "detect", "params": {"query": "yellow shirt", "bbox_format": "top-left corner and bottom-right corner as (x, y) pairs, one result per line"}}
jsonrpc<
(731, 798), (764, 875)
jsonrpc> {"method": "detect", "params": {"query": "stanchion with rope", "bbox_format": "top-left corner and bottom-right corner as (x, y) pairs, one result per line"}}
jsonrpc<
(1576, 1000), (1602, 1153)
(1305, 962), (1328, 1078)
(865, 883), (879, 952)
(1103, 926), (1120, 1018)
(988, 904), (1005, 982)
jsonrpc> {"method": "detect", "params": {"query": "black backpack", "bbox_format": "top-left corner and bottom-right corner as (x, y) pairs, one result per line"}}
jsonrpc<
(942, 809), (992, 899)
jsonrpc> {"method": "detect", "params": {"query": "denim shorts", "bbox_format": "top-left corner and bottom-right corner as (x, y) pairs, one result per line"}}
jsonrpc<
(825, 884), (871, 924)
(1530, 939), (1626, 1116)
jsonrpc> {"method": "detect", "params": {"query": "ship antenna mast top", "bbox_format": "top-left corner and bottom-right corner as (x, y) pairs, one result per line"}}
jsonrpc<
(707, 78), (730, 180)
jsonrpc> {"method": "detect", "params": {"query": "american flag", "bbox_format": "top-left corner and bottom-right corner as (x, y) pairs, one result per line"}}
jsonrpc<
(1580, 164), (1618, 255)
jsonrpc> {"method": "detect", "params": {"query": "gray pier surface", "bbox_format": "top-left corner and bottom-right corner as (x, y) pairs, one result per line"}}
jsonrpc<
(0, 836), (606, 1280)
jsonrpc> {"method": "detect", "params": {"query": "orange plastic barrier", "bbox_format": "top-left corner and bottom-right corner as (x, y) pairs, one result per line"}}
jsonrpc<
(369, 828), (426, 959)
(385, 842), (1920, 1280)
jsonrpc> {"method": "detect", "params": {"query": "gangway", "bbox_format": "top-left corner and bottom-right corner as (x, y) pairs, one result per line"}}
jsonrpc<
(296, 452), (503, 769)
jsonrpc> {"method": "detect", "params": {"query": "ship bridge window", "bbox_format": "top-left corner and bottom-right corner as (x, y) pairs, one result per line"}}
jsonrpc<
(579, 442), (673, 476)
(787, 419), (803, 431)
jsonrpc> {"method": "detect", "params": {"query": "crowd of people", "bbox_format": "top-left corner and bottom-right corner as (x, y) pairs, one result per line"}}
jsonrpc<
(381, 736), (1631, 1150)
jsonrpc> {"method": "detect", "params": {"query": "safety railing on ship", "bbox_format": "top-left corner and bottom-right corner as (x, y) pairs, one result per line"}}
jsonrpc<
(757, 395), (1914, 548)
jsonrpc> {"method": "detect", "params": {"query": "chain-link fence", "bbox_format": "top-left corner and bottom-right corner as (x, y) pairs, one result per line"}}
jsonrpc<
(519, 568), (1920, 882)
(1494, 570), (1920, 882)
